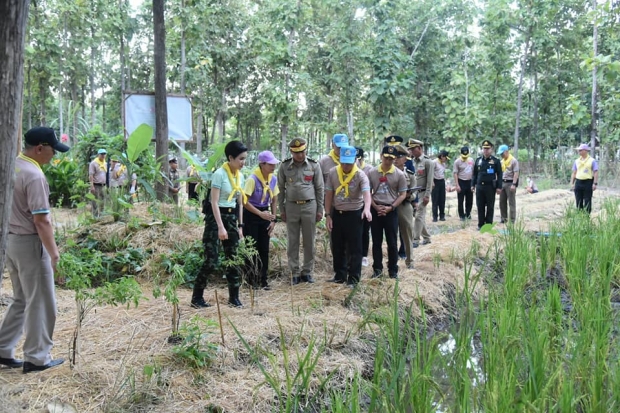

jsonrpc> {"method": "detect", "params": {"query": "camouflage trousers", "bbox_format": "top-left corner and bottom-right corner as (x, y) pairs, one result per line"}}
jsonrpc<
(195, 211), (241, 289)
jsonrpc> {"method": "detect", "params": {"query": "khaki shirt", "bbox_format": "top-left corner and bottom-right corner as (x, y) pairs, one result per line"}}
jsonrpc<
(325, 167), (370, 211)
(319, 154), (339, 185)
(89, 159), (107, 184)
(403, 168), (417, 202)
(453, 157), (474, 181)
(368, 167), (407, 205)
(433, 159), (447, 180)
(169, 168), (180, 190)
(413, 156), (434, 193)
(502, 158), (520, 181)
(277, 157), (324, 212)
(10, 156), (51, 235)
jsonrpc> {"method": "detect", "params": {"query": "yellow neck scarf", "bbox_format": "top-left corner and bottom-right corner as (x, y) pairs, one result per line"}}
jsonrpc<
(115, 164), (126, 178)
(253, 166), (274, 203)
(95, 157), (107, 172)
(18, 153), (42, 171)
(329, 149), (341, 166)
(460, 154), (469, 161)
(223, 162), (247, 204)
(335, 164), (359, 198)
(189, 165), (197, 176)
(359, 160), (365, 169)
(501, 154), (514, 172)
(379, 164), (395, 176)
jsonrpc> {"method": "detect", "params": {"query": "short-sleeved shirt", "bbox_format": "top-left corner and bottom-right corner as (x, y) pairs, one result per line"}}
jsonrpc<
(433, 160), (447, 180)
(319, 155), (339, 185)
(277, 158), (324, 212)
(453, 157), (474, 181)
(244, 174), (280, 206)
(211, 167), (246, 208)
(89, 159), (107, 184)
(413, 156), (434, 193)
(502, 158), (520, 181)
(325, 167), (370, 211)
(367, 166), (407, 205)
(10, 155), (51, 235)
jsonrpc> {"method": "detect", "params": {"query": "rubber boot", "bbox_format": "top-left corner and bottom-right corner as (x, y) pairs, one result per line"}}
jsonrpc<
(228, 286), (243, 308)
(190, 287), (211, 308)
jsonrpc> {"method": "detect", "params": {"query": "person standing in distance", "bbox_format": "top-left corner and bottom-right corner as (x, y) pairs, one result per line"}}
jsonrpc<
(431, 150), (449, 222)
(278, 138), (324, 285)
(497, 145), (520, 224)
(324, 145), (372, 286)
(243, 151), (279, 290)
(393, 145), (416, 270)
(409, 139), (434, 247)
(0, 127), (68, 373)
(472, 140), (503, 230)
(570, 143), (599, 214)
(356, 147), (373, 268)
(319, 133), (349, 186)
(89, 148), (108, 217)
(168, 157), (181, 205)
(453, 146), (474, 221)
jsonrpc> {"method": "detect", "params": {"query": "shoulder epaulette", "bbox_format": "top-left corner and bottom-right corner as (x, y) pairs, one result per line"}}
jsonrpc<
(282, 157), (292, 163)
(307, 157), (318, 163)
(406, 168), (415, 175)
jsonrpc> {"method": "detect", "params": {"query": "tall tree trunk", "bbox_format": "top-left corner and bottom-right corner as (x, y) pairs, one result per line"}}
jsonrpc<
(71, 81), (78, 138)
(179, 0), (186, 94)
(590, 0), (598, 151)
(346, 108), (354, 142)
(196, 100), (203, 154)
(153, 0), (169, 201)
(514, 33), (531, 155)
(27, 62), (32, 129)
(532, 48), (539, 173)
(0, 0), (30, 283)
(90, 22), (96, 127)
(39, 77), (47, 124)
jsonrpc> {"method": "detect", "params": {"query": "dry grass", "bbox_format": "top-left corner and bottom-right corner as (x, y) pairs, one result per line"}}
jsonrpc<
(1, 189), (618, 412)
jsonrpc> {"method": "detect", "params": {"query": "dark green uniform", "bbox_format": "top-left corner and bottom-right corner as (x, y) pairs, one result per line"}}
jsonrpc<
(472, 140), (502, 229)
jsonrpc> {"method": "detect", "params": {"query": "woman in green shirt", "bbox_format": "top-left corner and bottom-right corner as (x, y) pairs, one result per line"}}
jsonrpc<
(192, 141), (248, 308)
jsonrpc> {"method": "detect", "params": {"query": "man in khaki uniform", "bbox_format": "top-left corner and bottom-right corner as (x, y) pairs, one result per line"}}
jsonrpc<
(278, 138), (324, 284)
(368, 145), (408, 279)
(408, 139), (434, 247)
(497, 145), (520, 223)
(319, 133), (349, 185)
(393, 145), (416, 269)
(89, 148), (108, 217)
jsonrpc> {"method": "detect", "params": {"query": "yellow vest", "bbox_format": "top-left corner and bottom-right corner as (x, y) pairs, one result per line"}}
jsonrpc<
(575, 156), (595, 180)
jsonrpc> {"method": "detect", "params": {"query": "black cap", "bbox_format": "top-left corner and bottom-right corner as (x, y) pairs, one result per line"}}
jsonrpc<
(24, 127), (70, 152)
(460, 146), (469, 155)
(381, 145), (397, 158)
(384, 135), (404, 146)
(355, 147), (364, 159)
(439, 150), (449, 158)
(169, 157), (178, 163)
(481, 140), (493, 149)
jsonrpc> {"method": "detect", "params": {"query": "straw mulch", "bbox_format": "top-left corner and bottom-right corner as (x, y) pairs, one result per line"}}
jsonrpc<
(1, 189), (618, 412)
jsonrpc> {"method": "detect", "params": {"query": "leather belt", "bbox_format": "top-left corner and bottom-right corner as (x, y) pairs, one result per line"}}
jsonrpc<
(334, 208), (362, 214)
(93, 183), (105, 187)
(292, 199), (313, 204)
(219, 207), (236, 214)
(502, 180), (513, 183)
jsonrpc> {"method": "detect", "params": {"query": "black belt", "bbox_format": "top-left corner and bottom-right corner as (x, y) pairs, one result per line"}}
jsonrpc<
(334, 208), (363, 214)
(219, 207), (236, 214)
(255, 206), (269, 211)
(502, 180), (513, 183)
(478, 181), (495, 186)
(290, 199), (313, 204)
(93, 183), (105, 187)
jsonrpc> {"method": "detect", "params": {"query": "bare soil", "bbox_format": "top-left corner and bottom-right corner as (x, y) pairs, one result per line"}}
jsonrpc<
(1, 187), (617, 412)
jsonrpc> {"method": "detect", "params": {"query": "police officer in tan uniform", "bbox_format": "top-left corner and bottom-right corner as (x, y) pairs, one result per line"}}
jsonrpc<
(278, 138), (325, 285)
(393, 145), (416, 269)
(408, 139), (434, 247)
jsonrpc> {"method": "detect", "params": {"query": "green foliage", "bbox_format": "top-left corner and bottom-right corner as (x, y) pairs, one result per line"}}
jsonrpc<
(127, 123), (154, 163)
(43, 156), (89, 207)
(171, 315), (220, 369)
(158, 240), (204, 286)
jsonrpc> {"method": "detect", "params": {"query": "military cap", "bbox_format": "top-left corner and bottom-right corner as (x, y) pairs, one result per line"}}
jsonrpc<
(406, 138), (424, 149)
(384, 135), (404, 146)
(394, 144), (409, 157)
(481, 140), (493, 149)
(169, 157), (178, 163)
(288, 137), (307, 153)
(381, 145), (398, 158)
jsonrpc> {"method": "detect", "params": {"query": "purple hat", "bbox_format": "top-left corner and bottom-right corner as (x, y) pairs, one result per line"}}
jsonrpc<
(575, 143), (591, 151)
(258, 150), (279, 164)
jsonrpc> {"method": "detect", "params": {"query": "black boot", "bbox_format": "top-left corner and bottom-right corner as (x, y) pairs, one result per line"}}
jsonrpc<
(191, 287), (211, 308)
(228, 286), (243, 308)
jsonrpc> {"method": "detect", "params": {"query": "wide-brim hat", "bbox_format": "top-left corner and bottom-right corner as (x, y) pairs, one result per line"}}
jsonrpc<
(575, 143), (591, 151)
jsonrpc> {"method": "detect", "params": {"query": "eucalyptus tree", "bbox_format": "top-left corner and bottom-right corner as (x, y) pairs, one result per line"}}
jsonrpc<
(0, 0), (30, 282)
(154, 0), (170, 201)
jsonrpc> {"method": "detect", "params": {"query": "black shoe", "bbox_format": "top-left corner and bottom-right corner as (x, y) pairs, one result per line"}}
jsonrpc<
(301, 275), (315, 283)
(460, 217), (466, 221)
(291, 277), (300, 285)
(228, 298), (243, 308)
(432, 218), (438, 222)
(0, 357), (23, 368)
(389, 273), (398, 279)
(190, 297), (211, 308)
(328, 278), (345, 284)
(422, 239), (431, 245)
(261, 284), (272, 291)
(371, 269), (382, 279)
(439, 217), (446, 221)
(23, 358), (64, 374)
(412, 242), (419, 248)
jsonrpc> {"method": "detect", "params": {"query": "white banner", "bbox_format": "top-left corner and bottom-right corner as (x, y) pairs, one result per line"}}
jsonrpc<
(124, 93), (193, 141)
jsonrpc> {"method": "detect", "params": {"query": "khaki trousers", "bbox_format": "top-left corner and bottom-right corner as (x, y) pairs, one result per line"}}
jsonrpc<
(285, 200), (317, 277)
(91, 185), (106, 217)
(0, 234), (56, 365)
(397, 202), (414, 266)
(413, 190), (431, 242)
(499, 181), (517, 223)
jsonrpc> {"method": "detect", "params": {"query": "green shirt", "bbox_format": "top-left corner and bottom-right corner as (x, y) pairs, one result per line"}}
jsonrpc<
(211, 167), (246, 208)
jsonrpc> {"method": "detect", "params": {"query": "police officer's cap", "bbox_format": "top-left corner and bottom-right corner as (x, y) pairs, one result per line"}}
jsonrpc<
(384, 135), (404, 146)
(407, 139), (424, 149)
(288, 138), (307, 153)
(169, 157), (178, 163)
(481, 140), (493, 149)
(394, 144), (409, 157)
(381, 145), (398, 158)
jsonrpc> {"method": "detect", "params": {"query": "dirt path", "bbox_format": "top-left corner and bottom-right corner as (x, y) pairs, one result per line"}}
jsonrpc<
(0, 188), (617, 412)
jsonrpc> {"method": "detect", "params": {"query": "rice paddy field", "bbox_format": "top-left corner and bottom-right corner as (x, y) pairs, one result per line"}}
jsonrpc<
(1, 187), (620, 412)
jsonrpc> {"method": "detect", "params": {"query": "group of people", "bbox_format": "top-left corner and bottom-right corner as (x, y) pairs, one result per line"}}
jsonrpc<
(88, 149), (138, 217)
(0, 126), (601, 375)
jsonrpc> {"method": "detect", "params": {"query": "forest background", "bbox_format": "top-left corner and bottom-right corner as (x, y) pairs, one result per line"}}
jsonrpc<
(21, 0), (620, 179)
